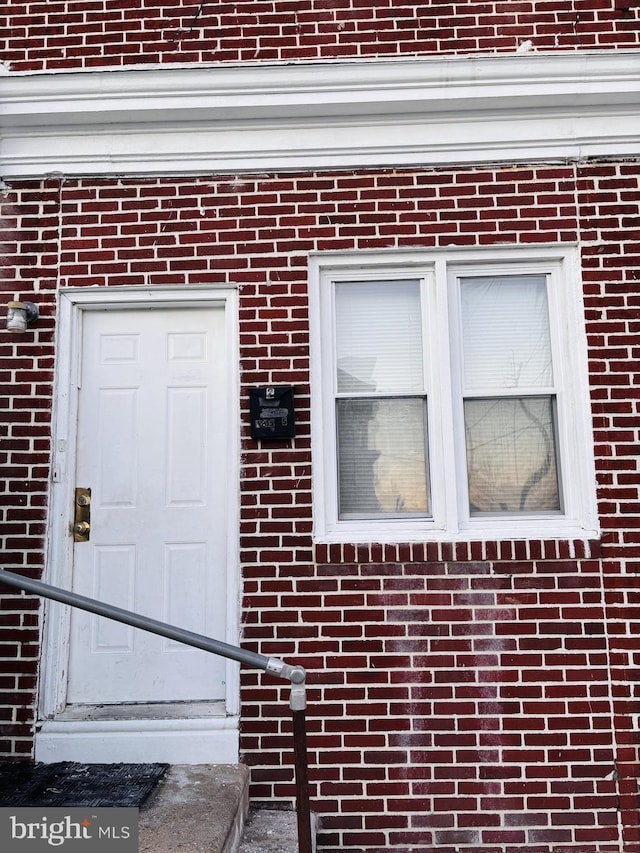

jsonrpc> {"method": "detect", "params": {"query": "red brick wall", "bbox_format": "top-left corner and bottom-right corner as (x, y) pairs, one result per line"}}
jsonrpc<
(1, 0), (639, 71)
(0, 179), (58, 756)
(1, 161), (640, 849)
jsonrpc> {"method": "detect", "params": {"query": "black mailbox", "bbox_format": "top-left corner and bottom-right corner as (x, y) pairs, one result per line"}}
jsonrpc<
(249, 386), (295, 440)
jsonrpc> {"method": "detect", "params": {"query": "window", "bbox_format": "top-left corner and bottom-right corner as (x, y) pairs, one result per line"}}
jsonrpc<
(335, 279), (430, 519)
(309, 248), (598, 543)
(460, 274), (560, 516)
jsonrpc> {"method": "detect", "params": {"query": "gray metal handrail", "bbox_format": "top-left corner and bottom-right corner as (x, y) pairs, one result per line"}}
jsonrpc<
(0, 568), (313, 853)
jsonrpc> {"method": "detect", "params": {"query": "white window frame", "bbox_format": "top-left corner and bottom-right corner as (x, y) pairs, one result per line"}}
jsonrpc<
(309, 247), (599, 544)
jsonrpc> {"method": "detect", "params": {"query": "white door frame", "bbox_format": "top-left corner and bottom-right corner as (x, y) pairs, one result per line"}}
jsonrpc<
(38, 285), (240, 763)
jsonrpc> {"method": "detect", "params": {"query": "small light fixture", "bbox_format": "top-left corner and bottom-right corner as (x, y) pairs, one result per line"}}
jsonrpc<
(6, 301), (39, 332)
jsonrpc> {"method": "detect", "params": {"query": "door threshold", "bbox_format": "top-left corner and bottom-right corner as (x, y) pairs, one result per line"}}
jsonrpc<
(54, 700), (226, 722)
(35, 712), (239, 764)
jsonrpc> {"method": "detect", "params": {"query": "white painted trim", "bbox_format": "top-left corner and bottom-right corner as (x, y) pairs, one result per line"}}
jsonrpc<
(35, 717), (239, 765)
(40, 285), (241, 763)
(1, 52), (639, 177)
(308, 246), (599, 544)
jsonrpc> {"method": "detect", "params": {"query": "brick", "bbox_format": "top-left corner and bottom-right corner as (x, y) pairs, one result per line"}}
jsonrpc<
(1, 2), (638, 70)
(3, 142), (640, 849)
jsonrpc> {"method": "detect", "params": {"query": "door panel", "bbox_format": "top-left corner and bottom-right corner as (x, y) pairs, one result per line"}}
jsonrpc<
(67, 306), (228, 706)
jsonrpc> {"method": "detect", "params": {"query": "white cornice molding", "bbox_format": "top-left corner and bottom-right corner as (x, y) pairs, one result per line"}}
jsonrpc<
(1, 52), (639, 178)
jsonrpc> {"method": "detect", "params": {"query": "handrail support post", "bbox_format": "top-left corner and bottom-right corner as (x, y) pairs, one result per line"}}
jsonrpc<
(286, 667), (313, 853)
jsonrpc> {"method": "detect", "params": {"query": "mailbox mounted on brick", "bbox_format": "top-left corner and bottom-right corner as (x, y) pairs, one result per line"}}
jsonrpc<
(249, 386), (296, 440)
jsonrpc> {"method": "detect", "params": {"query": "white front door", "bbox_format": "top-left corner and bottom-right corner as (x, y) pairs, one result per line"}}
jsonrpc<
(69, 306), (228, 705)
(37, 292), (239, 764)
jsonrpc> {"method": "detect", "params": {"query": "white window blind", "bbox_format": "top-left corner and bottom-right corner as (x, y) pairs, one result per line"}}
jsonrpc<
(460, 276), (561, 515)
(334, 281), (429, 518)
(335, 281), (424, 394)
(460, 276), (553, 390)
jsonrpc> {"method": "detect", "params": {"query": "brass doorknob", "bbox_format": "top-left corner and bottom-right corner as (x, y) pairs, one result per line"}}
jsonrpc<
(73, 487), (91, 541)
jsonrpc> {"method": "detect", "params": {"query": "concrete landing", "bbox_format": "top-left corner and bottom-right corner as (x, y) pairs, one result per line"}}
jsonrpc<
(139, 765), (250, 853)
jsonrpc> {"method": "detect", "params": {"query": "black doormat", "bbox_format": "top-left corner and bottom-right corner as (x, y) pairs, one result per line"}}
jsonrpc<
(0, 762), (168, 807)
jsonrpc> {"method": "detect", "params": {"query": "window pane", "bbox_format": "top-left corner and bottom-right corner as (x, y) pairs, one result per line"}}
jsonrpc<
(337, 397), (430, 518)
(464, 396), (561, 514)
(461, 275), (553, 390)
(335, 280), (423, 394)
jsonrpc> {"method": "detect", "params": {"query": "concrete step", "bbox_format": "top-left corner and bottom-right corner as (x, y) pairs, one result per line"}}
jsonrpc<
(139, 765), (249, 853)
(139, 765), (300, 853)
(237, 808), (299, 853)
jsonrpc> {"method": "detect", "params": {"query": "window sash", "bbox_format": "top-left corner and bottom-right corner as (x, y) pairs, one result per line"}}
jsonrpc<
(333, 277), (431, 521)
(457, 273), (561, 517)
